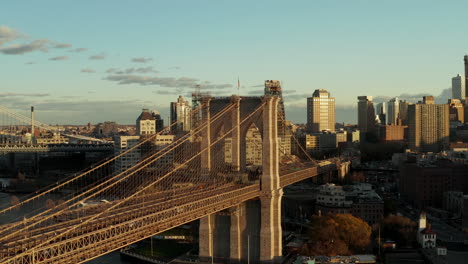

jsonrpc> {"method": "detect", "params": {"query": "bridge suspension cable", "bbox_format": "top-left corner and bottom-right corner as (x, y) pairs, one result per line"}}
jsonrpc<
(0, 101), (265, 264)
(0, 102), (212, 227)
(0, 102), (233, 242)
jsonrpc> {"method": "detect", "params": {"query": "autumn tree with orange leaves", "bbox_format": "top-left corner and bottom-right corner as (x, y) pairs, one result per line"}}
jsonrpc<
(302, 214), (371, 256)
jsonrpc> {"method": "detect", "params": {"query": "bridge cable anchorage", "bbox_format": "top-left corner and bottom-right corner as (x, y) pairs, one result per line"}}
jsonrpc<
(0, 102), (214, 235)
(0, 103), (212, 231)
(0, 101), (265, 264)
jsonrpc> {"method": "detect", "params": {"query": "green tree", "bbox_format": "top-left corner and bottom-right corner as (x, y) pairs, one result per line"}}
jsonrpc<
(302, 214), (371, 256)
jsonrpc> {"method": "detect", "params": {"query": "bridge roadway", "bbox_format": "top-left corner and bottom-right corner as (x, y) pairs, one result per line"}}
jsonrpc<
(0, 162), (335, 264)
(0, 143), (113, 153)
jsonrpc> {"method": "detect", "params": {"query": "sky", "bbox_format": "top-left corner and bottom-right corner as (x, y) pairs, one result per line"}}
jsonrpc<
(1, 0), (467, 125)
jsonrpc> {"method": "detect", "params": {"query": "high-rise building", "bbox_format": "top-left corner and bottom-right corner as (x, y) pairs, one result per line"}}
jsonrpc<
(408, 97), (449, 152)
(452, 74), (466, 100)
(398, 100), (412, 125)
(387, 98), (400, 125)
(423, 95), (435, 105)
(378, 125), (407, 142)
(151, 110), (164, 132)
(375, 102), (386, 125)
(448, 99), (464, 124)
(170, 96), (192, 133)
(136, 109), (156, 135)
(114, 135), (141, 172)
(307, 89), (335, 132)
(357, 96), (376, 141)
(464, 55), (468, 98)
(150, 135), (175, 166)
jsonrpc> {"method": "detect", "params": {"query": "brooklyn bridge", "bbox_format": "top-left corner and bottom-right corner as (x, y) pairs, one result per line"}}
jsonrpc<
(0, 95), (349, 264)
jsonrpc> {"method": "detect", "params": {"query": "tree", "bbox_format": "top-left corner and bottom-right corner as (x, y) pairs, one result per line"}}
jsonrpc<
(302, 214), (371, 256)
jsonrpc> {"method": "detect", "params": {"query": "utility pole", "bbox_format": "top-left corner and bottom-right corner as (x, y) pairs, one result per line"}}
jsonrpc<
(247, 235), (250, 264)
(30, 106), (35, 144)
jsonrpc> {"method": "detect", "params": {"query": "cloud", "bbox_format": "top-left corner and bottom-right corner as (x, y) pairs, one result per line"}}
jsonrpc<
(81, 68), (95, 73)
(372, 88), (451, 104)
(113, 67), (158, 74)
(49, 56), (68, 61)
(435, 88), (451, 104)
(0, 39), (49, 55)
(54, 43), (72, 49)
(0, 26), (75, 56)
(70, 48), (87, 53)
(153, 90), (182, 95)
(168, 66), (181, 70)
(25, 61), (35, 65)
(89, 53), (106, 60)
(199, 82), (233, 90)
(0, 25), (19, 45)
(131, 57), (153, 63)
(0, 92), (49, 97)
(59, 95), (81, 99)
(282, 90), (297, 94)
(283, 93), (310, 101)
(32, 99), (166, 124)
(248, 90), (264, 95)
(251, 84), (264, 88)
(104, 74), (232, 90)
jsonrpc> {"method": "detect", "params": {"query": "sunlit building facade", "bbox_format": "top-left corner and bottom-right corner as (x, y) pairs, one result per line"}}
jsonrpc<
(307, 89), (335, 133)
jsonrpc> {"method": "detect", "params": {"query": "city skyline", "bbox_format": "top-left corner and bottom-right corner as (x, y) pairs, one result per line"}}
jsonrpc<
(1, 1), (467, 124)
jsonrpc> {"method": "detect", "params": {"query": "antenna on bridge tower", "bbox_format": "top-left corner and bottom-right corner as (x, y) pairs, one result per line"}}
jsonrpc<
(31, 106), (35, 144)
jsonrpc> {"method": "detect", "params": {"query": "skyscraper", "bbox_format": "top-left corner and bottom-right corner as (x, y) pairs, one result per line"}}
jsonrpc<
(151, 110), (164, 132)
(387, 98), (400, 125)
(464, 55), (468, 98)
(452, 74), (465, 100)
(170, 96), (192, 133)
(357, 96), (376, 137)
(398, 100), (412, 125)
(448, 99), (464, 124)
(307, 89), (336, 133)
(408, 97), (449, 152)
(375, 102), (386, 125)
